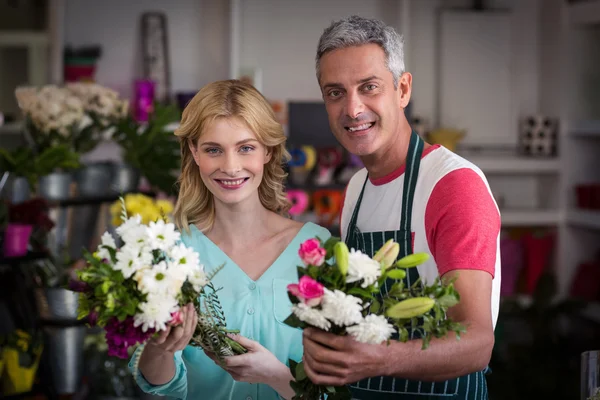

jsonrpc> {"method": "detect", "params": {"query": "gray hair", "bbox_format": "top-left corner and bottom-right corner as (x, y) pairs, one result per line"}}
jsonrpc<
(316, 15), (405, 88)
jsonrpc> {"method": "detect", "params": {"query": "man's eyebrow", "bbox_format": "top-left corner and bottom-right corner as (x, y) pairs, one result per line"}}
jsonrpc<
(322, 75), (381, 90)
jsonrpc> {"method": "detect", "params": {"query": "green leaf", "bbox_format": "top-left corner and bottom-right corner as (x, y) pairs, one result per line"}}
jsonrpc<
(295, 361), (307, 381)
(283, 313), (305, 329)
(370, 299), (381, 314)
(437, 294), (459, 308)
(347, 287), (374, 299)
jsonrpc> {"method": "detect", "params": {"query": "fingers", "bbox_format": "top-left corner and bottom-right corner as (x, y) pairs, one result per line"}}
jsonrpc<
(303, 354), (344, 387)
(304, 328), (346, 350)
(152, 326), (172, 345)
(303, 335), (347, 368)
(173, 303), (196, 350)
(226, 333), (259, 350)
(304, 351), (347, 377)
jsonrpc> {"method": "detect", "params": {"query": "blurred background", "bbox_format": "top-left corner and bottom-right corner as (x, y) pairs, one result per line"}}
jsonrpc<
(0, 0), (599, 399)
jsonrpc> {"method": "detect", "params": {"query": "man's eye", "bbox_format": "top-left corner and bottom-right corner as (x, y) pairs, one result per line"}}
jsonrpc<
(328, 90), (342, 98)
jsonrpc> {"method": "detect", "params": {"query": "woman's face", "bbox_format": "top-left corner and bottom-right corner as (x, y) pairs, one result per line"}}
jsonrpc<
(189, 117), (271, 207)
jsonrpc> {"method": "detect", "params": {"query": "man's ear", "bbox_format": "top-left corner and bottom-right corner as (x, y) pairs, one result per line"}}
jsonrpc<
(398, 72), (412, 109)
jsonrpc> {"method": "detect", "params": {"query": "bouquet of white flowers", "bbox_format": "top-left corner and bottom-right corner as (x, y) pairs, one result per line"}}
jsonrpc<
(75, 198), (246, 371)
(15, 83), (128, 154)
(284, 237), (466, 400)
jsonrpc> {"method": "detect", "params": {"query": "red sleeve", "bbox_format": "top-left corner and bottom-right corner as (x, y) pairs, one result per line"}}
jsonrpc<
(424, 168), (500, 278)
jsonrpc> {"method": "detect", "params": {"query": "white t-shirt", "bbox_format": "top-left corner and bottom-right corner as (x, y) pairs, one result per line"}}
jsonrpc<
(340, 145), (502, 328)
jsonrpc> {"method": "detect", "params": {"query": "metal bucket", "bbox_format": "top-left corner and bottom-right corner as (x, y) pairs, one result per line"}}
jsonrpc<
(74, 163), (113, 197)
(582, 350), (600, 400)
(43, 325), (86, 394)
(0, 174), (31, 204)
(38, 172), (72, 201)
(35, 288), (79, 321)
(111, 164), (140, 194)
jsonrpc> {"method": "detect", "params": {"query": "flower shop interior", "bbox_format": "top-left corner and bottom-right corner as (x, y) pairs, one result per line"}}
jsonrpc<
(1, 0), (599, 399)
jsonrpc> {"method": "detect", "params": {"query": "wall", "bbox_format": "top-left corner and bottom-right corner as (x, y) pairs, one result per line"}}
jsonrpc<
(64, 0), (229, 99)
(409, 0), (539, 136)
(236, 0), (401, 101)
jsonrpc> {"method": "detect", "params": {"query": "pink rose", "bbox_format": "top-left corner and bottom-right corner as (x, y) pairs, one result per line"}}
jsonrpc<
(298, 238), (326, 266)
(169, 309), (184, 326)
(287, 276), (325, 307)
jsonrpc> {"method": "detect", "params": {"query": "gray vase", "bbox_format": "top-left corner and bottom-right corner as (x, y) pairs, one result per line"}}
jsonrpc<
(0, 173), (30, 204)
(74, 163), (113, 197)
(111, 164), (141, 194)
(34, 288), (80, 321)
(582, 350), (600, 400)
(38, 172), (72, 201)
(43, 325), (86, 394)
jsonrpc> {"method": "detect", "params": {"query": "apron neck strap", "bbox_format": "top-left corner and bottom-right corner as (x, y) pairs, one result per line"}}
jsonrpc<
(346, 129), (425, 236)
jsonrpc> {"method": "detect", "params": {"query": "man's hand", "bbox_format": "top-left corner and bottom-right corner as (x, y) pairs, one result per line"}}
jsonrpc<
(302, 327), (387, 386)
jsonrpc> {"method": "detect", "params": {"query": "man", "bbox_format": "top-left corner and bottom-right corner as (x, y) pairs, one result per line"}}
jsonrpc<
(302, 15), (501, 400)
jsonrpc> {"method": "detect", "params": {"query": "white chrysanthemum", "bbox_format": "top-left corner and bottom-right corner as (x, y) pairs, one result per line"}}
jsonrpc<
(116, 214), (145, 243)
(96, 232), (116, 261)
(135, 261), (181, 295)
(347, 249), (382, 288)
(169, 243), (200, 271)
(346, 314), (396, 344)
(320, 289), (363, 327)
(186, 265), (208, 292)
(114, 243), (152, 278)
(292, 303), (331, 331)
(134, 295), (178, 332)
(146, 220), (180, 251)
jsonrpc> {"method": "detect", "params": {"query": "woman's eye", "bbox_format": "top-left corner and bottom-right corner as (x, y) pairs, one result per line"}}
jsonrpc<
(204, 148), (221, 154)
(240, 145), (254, 153)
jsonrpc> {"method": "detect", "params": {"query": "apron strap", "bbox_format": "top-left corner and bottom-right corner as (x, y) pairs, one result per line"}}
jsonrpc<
(400, 130), (424, 252)
(345, 130), (425, 246)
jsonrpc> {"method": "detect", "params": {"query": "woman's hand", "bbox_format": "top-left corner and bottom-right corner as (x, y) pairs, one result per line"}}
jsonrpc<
(146, 303), (198, 354)
(138, 303), (198, 386)
(206, 334), (295, 398)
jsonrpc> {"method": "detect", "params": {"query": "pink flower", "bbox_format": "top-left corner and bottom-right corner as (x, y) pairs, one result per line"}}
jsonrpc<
(298, 238), (326, 266)
(169, 309), (184, 326)
(287, 276), (325, 307)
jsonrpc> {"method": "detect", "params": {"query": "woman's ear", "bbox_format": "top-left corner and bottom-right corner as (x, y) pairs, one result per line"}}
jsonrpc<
(264, 148), (272, 164)
(188, 139), (200, 166)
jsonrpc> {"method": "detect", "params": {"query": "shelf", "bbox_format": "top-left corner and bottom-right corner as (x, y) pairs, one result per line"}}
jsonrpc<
(570, 120), (600, 138)
(0, 251), (49, 267)
(463, 155), (560, 174)
(501, 209), (561, 227)
(569, 0), (600, 26)
(0, 31), (49, 47)
(567, 209), (600, 230)
(48, 191), (156, 208)
(0, 121), (24, 135)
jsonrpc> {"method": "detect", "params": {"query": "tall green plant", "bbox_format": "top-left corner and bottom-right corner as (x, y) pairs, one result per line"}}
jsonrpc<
(113, 103), (180, 194)
(0, 145), (80, 190)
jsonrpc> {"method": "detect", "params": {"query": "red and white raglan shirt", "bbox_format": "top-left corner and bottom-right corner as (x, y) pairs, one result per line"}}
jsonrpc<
(340, 145), (502, 328)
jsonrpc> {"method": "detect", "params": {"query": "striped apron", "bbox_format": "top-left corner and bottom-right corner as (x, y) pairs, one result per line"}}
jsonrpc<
(345, 130), (489, 399)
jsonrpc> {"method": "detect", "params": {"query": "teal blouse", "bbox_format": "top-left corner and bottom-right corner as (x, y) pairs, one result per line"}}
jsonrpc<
(130, 222), (331, 400)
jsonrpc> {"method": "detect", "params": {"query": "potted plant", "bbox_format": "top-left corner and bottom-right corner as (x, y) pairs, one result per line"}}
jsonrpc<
(0, 145), (80, 201)
(1, 329), (43, 396)
(113, 103), (181, 194)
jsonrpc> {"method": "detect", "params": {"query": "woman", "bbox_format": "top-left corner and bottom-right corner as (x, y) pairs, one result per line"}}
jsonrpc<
(131, 80), (330, 400)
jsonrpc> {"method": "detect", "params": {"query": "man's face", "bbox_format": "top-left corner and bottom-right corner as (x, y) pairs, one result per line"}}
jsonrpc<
(318, 43), (411, 157)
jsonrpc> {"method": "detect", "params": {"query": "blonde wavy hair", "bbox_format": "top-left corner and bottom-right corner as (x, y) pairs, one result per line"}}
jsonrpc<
(173, 79), (290, 234)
